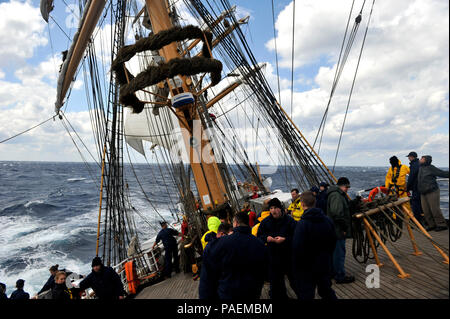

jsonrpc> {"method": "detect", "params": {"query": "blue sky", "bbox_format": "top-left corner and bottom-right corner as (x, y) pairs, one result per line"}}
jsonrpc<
(0, 0), (448, 166)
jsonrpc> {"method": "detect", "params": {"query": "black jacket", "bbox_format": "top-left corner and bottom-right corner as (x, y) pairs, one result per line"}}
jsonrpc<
(79, 266), (124, 299)
(326, 185), (352, 239)
(316, 190), (328, 213)
(156, 228), (178, 250)
(418, 156), (449, 195)
(51, 283), (72, 300)
(407, 158), (420, 192)
(9, 288), (29, 300)
(257, 213), (296, 262)
(38, 275), (55, 295)
(199, 226), (267, 299)
(292, 208), (337, 275)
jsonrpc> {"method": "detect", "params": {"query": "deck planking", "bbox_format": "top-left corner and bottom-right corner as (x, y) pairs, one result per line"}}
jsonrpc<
(135, 229), (449, 299)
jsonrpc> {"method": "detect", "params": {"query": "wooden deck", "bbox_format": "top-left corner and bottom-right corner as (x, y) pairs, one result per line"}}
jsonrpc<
(136, 229), (449, 299)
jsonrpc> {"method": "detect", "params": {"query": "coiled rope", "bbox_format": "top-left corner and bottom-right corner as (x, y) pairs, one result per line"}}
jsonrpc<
(111, 25), (223, 113)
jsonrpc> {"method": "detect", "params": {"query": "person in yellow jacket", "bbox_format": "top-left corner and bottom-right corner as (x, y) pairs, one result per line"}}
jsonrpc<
(385, 156), (410, 198)
(287, 188), (304, 221)
(252, 211), (271, 236)
(201, 216), (221, 250)
(252, 199), (271, 236)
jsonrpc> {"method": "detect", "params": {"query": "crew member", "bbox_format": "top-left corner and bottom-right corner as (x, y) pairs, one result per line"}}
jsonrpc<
(287, 188), (304, 221)
(241, 202), (257, 227)
(153, 221), (180, 278)
(257, 198), (297, 299)
(201, 216), (221, 249)
(327, 177), (354, 284)
(406, 152), (424, 225)
(317, 182), (329, 213)
(418, 155), (449, 231)
(9, 279), (29, 300)
(36, 264), (59, 296)
(79, 257), (125, 299)
(292, 191), (337, 299)
(50, 271), (73, 300)
(199, 211), (267, 299)
(385, 156), (410, 198)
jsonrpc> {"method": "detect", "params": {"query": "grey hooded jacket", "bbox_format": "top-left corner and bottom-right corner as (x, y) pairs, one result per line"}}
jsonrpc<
(417, 155), (449, 195)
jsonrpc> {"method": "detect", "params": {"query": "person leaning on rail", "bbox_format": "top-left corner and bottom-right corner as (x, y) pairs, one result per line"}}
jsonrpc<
(418, 155), (449, 232)
(78, 257), (125, 299)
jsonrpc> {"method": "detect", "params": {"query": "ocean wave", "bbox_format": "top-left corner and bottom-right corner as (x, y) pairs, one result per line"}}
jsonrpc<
(1, 200), (61, 218)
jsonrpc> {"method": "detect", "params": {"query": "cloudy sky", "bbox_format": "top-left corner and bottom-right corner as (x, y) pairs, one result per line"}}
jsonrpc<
(0, 0), (448, 166)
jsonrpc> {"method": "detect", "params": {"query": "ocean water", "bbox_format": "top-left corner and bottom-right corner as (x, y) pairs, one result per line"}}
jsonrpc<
(0, 161), (448, 296)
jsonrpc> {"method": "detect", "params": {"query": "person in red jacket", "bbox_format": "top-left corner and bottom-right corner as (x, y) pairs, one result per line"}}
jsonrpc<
(241, 202), (257, 227)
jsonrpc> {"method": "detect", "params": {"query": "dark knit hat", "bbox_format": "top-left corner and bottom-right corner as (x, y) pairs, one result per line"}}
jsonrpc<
(406, 151), (417, 158)
(337, 177), (350, 187)
(319, 182), (329, 188)
(310, 186), (320, 193)
(268, 197), (283, 209)
(91, 256), (103, 267)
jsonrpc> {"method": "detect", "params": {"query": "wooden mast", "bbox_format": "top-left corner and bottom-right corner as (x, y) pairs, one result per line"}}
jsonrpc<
(145, 0), (228, 210)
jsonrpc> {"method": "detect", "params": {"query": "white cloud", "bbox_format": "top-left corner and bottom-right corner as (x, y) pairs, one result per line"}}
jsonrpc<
(264, 0), (449, 166)
(0, 0), (47, 69)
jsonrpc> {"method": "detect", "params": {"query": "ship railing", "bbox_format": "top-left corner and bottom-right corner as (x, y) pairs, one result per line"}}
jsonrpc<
(113, 244), (164, 295)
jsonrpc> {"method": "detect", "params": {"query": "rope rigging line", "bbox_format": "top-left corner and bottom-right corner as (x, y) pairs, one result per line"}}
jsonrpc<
(0, 115), (56, 144)
(290, 0), (296, 119)
(271, 0), (282, 104)
(313, 0), (356, 152)
(332, 0), (375, 173)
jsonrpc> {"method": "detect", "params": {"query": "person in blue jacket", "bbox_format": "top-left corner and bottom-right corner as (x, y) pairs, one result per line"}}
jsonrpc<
(199, 211), (267, 299)
(316, 182), (329, 213)
(152, 221), (180, 278)
(9, 279), (29, 300)
(292, 191), (337, 299)
(257, 197), (297, 299)
(406, 152), (424, 225)
(37, 264), (59, 296)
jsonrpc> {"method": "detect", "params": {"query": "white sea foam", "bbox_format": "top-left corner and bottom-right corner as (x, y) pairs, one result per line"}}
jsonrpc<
(67, 177), (87, 182)
(24, 200), (44, 208)
(0, 209), (98, 296)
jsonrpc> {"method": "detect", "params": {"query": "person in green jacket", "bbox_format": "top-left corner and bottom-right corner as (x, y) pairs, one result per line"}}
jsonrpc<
(326, 177), (355, 284)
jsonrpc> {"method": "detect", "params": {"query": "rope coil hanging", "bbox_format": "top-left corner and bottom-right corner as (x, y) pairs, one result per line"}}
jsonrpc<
(111, 25), (223, 113)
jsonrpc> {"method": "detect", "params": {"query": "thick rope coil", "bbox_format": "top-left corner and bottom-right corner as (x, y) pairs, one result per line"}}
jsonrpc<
(111, 25), (222, 113)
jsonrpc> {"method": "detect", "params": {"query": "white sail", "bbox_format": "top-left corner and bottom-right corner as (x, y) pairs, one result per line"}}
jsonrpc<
(124, 104), (181, 156)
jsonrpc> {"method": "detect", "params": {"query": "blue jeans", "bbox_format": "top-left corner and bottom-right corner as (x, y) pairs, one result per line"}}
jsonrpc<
(333, 239), (346, 281)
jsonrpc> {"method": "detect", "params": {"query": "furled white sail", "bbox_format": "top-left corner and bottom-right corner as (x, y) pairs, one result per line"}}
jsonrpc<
(55, 0), (107, 112)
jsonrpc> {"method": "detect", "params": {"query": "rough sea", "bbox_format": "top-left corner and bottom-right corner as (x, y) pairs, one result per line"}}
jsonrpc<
(0, 161), (448, 296)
